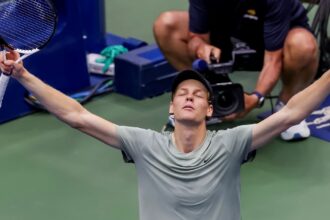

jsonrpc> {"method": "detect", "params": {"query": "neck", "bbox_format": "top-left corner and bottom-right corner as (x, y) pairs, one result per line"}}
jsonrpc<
(172, 122), (207, 153)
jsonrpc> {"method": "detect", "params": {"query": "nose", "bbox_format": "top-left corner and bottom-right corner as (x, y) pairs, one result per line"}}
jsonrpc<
(186, 95), (193, 102)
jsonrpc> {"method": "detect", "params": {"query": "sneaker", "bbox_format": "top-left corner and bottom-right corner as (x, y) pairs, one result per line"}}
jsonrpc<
(275, 100), (311, 141)
(206, 117), (223, 126)
(161, 115), (175, 132)
(168, 115), (175, 127)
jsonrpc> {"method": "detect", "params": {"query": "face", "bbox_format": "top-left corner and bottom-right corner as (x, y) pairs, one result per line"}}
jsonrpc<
(170, 79), (213, 125)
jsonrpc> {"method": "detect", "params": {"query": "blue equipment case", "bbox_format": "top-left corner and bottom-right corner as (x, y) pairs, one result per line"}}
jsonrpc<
(114, 44), (177, 100)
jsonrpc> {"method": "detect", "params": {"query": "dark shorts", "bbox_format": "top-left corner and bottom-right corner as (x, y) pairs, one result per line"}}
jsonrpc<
(212, 22), (313, 72)
(207, 0), (312, 72)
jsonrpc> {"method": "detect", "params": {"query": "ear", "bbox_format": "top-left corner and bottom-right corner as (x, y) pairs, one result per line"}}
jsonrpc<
(169, 101), (174, 115)
(206, 104), (213, 118)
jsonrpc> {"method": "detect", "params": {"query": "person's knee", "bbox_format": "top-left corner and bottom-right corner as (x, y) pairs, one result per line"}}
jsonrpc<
(285, 28), (318, 64)
(153, 12), (178, 37)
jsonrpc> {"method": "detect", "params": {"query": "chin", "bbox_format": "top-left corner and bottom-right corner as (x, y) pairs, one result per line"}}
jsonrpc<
(177, 117), (205, 125)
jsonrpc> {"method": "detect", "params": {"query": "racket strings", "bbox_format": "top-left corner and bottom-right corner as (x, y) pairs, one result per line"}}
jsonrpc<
(2, 2), (54, 45)
(0, 0), (56, 51)
(2, 18), (53, 50)
(0, 0), (55, 19)
(1, 25), (51, 50)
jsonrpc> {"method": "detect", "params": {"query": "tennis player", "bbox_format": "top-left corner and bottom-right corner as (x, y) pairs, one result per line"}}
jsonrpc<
(1, 50), (330, 220)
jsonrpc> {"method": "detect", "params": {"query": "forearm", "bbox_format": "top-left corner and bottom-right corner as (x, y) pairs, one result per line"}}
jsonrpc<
(255, 51), (283, 95)
(285, 70), (330, 123)
(15, 70), (85, 125)
(255, 62), (281, 95)
(252, 70), (330, 149)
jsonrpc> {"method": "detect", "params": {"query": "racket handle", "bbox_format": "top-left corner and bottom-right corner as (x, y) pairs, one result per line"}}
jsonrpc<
(0, 73), (10, 108)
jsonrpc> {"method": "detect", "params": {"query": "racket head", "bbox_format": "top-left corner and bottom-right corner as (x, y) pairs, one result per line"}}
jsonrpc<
(0, 0), (57, 53)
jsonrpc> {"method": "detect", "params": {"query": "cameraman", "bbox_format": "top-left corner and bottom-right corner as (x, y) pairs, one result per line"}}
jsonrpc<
(153, 0), (319, 141)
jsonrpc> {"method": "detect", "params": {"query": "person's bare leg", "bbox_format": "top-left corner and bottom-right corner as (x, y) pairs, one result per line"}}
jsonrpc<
(153, 11), (193, 70)
(280, 27), (319, 103)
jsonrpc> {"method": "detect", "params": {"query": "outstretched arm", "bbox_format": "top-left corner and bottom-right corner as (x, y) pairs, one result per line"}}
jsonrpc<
(251, 69), (330, 149)
(1, 50), (122, 149)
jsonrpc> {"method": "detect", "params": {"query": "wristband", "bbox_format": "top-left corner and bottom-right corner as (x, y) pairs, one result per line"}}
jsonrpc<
(252, 91), (265, 108)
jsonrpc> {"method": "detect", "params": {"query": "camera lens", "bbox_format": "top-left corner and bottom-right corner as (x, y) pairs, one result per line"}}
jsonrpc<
(211, 83), (244, 117)
(214, 89), (239, 115)
(216, 90), (236, 109)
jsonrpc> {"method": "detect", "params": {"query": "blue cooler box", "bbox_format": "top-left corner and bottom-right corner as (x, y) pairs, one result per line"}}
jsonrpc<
(114, 44), (177, 100)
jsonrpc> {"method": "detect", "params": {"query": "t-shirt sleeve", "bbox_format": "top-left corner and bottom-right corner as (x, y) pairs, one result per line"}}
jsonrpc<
(117, 125), (153, 163)
(223, 124), (254, 163)
(263, 0), (290, 51)
(189, 0), (209, 33)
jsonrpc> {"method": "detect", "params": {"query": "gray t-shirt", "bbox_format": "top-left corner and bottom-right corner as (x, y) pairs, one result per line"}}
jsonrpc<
(117, 125), (253, 220)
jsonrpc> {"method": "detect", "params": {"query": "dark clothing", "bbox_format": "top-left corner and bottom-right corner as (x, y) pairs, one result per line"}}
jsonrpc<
(189, 0), (310, 65)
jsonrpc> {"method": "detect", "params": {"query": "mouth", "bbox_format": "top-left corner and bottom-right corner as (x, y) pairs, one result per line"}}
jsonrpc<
(183, 105), (194, 111)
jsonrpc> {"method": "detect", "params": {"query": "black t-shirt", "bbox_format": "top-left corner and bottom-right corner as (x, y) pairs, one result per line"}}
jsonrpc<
(189, 0), (309, 52)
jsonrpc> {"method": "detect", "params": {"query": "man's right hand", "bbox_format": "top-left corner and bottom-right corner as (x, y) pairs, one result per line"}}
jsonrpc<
(187, 33), (221, 64)
(0, 50), (25, 79)
(195, 43), (221, 64)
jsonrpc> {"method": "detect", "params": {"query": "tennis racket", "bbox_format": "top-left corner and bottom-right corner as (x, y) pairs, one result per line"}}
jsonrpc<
(0, 0), (57, 108)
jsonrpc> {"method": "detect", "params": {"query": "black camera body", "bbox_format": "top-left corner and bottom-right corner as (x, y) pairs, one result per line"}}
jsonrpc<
(203, 62), (245, 118)
(193, 45), (257, 118)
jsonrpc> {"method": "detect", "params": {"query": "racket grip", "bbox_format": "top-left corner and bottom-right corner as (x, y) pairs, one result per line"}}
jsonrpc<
(0, 73), (10, 108)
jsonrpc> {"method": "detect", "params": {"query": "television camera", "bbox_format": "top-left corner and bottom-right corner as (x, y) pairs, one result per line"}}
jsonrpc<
(193, 44), (257, 118)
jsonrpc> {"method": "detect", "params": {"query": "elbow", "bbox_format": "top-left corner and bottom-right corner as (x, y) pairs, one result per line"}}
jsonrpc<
(56, 114), (82, 129)
(284, 118), (300, 128)
(281, 110), (306, 129)
(56, 109), (88, 130)
(66, 118), (84, 130)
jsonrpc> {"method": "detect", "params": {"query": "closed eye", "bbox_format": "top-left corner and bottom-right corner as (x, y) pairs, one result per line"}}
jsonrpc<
(176, 89), (188, 97)
(177, 91), (187, 96)
(194, 91), (206, 99)
(175, 88), (207, 99)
